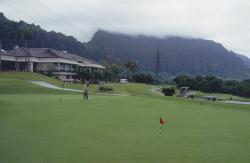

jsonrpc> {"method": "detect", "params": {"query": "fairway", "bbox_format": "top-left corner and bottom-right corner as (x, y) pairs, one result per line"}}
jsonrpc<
(1, 93), (250, 163)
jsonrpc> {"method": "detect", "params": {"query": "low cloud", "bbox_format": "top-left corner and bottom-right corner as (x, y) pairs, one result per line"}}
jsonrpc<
(1, 0), (250, 57)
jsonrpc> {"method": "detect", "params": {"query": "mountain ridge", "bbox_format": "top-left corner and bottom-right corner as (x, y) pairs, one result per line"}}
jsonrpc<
(86, 30), (250, 78)
(0, 13), (250, 79)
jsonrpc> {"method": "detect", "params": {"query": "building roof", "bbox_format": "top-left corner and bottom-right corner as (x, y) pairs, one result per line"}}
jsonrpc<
(6, 47), (104, 68)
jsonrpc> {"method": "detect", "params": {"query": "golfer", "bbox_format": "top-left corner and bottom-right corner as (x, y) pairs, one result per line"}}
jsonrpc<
(83, 83), (89, 100)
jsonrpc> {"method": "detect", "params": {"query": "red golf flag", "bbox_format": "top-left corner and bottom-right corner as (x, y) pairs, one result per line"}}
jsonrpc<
(160, 117), (164, 125)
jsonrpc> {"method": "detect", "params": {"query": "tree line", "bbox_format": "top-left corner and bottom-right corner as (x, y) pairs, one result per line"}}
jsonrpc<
(76, 60), (154, 84)
(174, 75), (250, 98)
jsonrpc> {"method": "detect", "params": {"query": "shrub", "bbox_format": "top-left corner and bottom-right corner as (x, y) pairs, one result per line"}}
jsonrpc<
(132, 73), (154, 84)
(162, 88), (175, 96)
(99, 86), (113, 92)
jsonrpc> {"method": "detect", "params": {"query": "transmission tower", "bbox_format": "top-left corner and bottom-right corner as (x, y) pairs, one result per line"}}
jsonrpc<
(156, 48), (160, 75)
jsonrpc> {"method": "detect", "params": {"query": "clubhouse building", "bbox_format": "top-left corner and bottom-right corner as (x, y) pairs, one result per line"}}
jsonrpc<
(0, 47), (105, 82)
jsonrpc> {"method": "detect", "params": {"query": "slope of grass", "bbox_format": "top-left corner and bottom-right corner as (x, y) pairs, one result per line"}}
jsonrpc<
(0, 72), (62, 86)
(0, 94), (250, 163)
(194, 91), (250, 102)
(65, 83), (154, 96)
(160, 84), (250, 102)
(1, 72), (250, 162)
(0, 72), (154, 96)
(0, 78), (72, 94)
(0, 72), (73, 94)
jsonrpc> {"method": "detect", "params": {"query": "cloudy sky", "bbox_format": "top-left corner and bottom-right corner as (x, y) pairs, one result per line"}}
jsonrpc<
(1, 0), (250, 57)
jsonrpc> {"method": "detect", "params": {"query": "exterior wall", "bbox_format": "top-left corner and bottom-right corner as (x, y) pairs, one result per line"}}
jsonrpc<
(28, 62), (33, 72)
(1, 54), (104, 71)
(1, 53), (105, 82)
(1, 60), (16, 71)
(1, 55), (16, 62)
(57, 74), (67, 81)
(52, 72), (76, 76)
(36, 63), (54, 72)
(53, 73), (75, 82)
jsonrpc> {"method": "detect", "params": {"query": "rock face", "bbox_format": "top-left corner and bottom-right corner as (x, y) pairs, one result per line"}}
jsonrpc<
(86, 30), (250, 78)
(1, 12), (250, 79)
(237, 54), (250, 68)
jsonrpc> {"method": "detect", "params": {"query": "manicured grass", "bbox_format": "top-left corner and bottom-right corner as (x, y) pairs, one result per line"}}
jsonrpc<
(1, 72), (250, 162)
(0, 72), (67, 94)
(0, 72), (154, 96)
(194, 91), (250, 102)
(0, 93), (250, 163)
(0, 78), (68, 94)
(65, 83), (154, 96)
(0, 72), (62, 86)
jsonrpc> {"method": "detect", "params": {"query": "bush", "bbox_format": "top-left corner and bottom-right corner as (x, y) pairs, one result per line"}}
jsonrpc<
(162, 88), (175, 96)
(173, 75), (250, 98)
(99, 86), (113, 92)
(132, 73), (154, 84)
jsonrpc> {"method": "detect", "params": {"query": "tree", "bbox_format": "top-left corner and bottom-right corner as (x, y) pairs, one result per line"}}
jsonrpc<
(0, 28), (2, 71)
(200, 76), (223, 93)
(76, 68), (91, 82)
(174, 75), (190, 88)
(23, 27), (33, 71)
(133, 73), (154, 84)
(124, 60), (138, 80)
(10, 24), (23, 70)
(0, 22), (8, 71)
(99, 61), (122, 82)
(238, 80), (250, 98)
(23, 28), (32, 48)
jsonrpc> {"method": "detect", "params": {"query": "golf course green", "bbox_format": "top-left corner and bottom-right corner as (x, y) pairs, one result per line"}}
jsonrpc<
(0, 72), (250, 163)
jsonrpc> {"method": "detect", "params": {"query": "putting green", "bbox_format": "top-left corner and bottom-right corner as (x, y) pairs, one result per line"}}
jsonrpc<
(1, 93), (250, 163)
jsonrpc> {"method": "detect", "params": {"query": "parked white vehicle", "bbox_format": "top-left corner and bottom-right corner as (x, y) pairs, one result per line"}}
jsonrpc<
(120, 79), (128, 84)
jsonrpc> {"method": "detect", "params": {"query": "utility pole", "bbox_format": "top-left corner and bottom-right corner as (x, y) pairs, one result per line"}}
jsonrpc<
(0, 42), (2, 71)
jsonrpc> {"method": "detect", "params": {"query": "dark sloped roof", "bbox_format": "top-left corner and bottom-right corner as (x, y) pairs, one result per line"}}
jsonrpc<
(9, 48), (56, 58)
(49, 49), (83, 60)
(1, 50), (13, 56)
(48, 49), (99, 64)
(9, 48), (96, 63)
(5, 47), (104, 68)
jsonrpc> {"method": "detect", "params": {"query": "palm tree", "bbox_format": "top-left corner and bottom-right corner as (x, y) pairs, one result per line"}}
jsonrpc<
(11, 27), (22, 71)
(0, 23), (7, 71)
(23, 28), (33, 71)
(0, 36), (2, 71)
(124, 60), (138, 80)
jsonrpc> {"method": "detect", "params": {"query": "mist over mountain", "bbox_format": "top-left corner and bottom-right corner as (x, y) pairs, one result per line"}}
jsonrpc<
(0, 13), (250, 79)
(237, 54), (250, 68)
(0, 13), (90, 58)
(86, 30), (250, 78)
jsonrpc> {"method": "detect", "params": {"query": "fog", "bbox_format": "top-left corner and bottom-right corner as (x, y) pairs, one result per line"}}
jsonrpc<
(1, 0), (250, 57)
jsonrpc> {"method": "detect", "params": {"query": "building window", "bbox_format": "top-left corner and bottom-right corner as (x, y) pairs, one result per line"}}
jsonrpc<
(60, 64), (65, 72)
(65, 64), (71, 72)
(71, 65), (75, 72)
(54, 63), (59, 72)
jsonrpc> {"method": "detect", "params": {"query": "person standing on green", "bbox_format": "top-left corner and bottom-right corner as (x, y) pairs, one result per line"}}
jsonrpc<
(83, 83), (89, 100)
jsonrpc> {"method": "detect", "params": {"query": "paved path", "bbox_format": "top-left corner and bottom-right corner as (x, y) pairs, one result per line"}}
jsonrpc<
(30, 81), (82, 92)
(29, 81), (129, 96)
(222, 100), (250, 105)
(150, 86), (164, 96)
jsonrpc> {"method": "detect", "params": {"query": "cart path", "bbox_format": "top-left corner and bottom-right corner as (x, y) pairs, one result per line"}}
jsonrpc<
(29, 81), (129, 96)
(150, 86), (164, 96)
